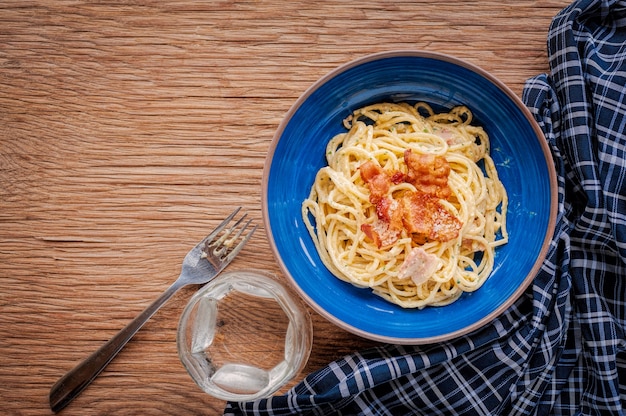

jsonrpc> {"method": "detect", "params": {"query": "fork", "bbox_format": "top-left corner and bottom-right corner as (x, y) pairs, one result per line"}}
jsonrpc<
(49, 207), (257, 413)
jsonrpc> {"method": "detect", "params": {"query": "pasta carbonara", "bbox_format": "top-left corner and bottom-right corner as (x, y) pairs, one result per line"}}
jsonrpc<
(302, 102), (508, 309)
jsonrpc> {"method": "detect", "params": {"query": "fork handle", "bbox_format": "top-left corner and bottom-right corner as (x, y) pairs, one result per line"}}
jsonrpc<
(49, 281), (183, 413)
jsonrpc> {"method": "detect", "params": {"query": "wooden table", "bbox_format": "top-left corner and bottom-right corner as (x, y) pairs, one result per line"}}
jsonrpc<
(1, 1), (570, 414)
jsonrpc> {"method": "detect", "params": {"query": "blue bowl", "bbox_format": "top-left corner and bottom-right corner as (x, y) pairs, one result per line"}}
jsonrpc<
(262, 51), (558, 344)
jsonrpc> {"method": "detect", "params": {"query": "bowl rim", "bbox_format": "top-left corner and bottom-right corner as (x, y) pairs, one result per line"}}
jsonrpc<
(262, 49), (558, 344)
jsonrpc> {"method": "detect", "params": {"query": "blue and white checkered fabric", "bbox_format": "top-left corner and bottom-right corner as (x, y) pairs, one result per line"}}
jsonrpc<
(225, 0), (626, 414)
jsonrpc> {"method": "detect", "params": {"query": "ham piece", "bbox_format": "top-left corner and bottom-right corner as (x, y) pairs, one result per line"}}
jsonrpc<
(398, 247), (440, 286)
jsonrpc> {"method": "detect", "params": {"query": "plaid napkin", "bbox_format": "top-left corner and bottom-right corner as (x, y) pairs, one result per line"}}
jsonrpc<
(225, 0), (626, 414)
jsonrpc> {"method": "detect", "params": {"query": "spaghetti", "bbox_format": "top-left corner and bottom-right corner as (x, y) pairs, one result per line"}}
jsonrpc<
(302, 102), (508, 309)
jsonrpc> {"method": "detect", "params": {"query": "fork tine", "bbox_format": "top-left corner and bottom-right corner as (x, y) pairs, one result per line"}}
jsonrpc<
(211, 214), (249, 256)
(209, 214), (255, 256)
(200, 207), (242, 247)
(224, 219), (258, 263)
(202, 207), (257, 261)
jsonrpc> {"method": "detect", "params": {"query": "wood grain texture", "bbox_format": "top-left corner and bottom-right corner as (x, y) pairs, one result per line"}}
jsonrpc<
(1, 1), (569, 414)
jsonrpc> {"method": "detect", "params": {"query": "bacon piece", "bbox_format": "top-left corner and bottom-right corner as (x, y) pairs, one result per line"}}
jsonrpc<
(359, 161), (389, 202)
(400, 192), (461, 243)
(359, 160), (383, 182)
(404, 149), (452, 199)
(359, 161), (404, 248)
(374, 197), (402, 230)
(361, 221), (401, 248)
(398, 247), (440, 286)
(358, 159), (461, 248)
(361, 197), (403, 248)
(390, 171), (406, 184)
(367, 174), (390, 203)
